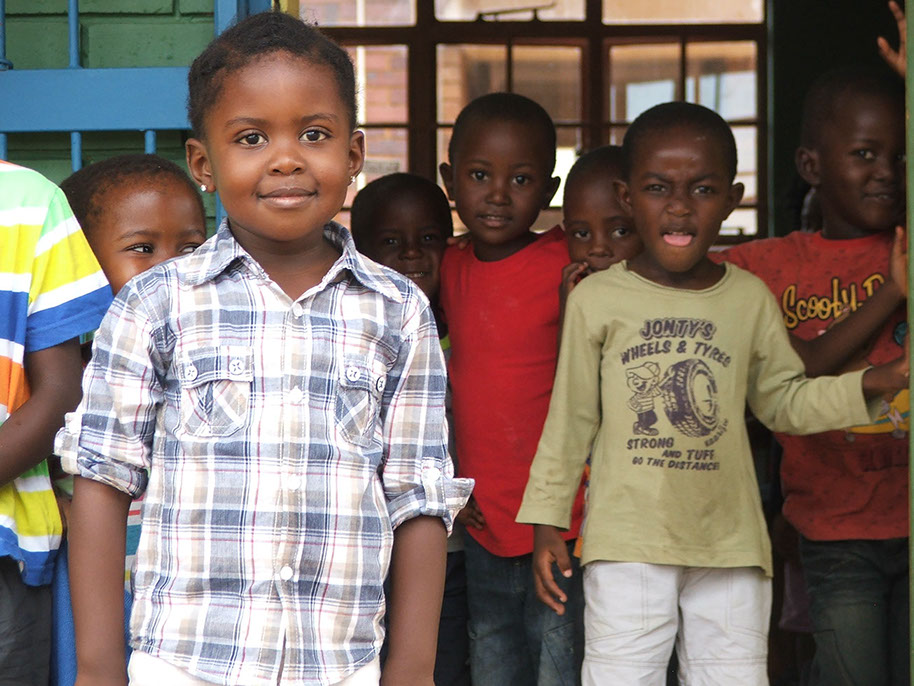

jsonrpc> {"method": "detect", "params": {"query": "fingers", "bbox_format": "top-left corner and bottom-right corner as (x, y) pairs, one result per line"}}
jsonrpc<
(446, 235), (471, 250)
(532, 549), (567, 615)
(889, 0), (905, 25)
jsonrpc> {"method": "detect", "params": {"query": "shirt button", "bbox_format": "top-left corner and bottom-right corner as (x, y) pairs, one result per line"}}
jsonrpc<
(279, 565), (294, 581)
(291, 302), (303, 317)
(287, 475), (301, 491)
(423, 466), (441, 482)
(184, 364), (198, 381)
(288, 387), (303, 403)
(228, 357), (244, 376)
(345, 366), (361, 382)
(375, 376), (386, 393)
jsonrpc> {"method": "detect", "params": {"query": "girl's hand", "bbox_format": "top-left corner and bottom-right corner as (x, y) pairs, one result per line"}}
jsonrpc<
(888, 225), (908, 298)
(877, 1), (906, 78)
(455, 497), (485, 529)
(447, 234), (472, 250)
(532, 524), (574, 615)
(559, 262), (588, 307)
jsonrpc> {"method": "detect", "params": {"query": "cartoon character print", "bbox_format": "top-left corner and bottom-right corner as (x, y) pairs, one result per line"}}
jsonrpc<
(627, 359), (721, 438)
(626, 362), (661, 435)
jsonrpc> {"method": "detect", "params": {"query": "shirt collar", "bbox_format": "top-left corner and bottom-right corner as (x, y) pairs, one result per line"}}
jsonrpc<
(179, 220), (404, 303)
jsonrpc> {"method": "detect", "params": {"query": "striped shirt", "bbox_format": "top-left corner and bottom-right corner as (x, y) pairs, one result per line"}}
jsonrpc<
(0, 161), (111, 585)
(57, 221), (472, 686)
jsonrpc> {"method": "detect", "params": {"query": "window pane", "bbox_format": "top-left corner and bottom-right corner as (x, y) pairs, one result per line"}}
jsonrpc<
(608, 44), (680, 123)
(686, 42), (757, 120)
(513, 46), (582, 124)
(732, 126), (758, 204)
(436, 0), (584, 21)
(604, 0), (763, 24)
(721, 208), (758, 236)
(437, 45), (508, 122)
(608, 126), (628, 146)
(347, 127), (408, 206)
(298, 0), (415, 26)
(555, 127), (584, 208)
(437, 127), (453, 173)
(347, 45), (408, 123)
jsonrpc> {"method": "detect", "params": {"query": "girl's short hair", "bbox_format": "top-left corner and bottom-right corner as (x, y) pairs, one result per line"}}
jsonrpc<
(60, 154), (203, 237)
(187, 11), (357, 138)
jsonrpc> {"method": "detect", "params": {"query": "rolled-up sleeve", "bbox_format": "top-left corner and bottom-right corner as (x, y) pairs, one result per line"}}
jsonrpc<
(55, 285), (164, 498)
(380, 296), (473, 532)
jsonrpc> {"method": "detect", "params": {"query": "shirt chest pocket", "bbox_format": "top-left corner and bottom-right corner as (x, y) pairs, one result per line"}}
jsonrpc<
(335, 359), (385, 448)
(177, 346), (253, 438)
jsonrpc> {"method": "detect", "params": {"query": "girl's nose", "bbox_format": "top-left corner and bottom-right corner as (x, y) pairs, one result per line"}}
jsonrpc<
(271, 138), (305, 175)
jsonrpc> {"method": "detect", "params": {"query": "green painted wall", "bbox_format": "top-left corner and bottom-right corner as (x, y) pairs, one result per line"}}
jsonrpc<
(4, 0), (214, 208)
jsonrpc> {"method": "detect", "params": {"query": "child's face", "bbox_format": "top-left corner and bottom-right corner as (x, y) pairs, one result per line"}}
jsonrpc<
(440, 119), (559, 261)
(186, 53), (365, 260)
(563, 170), (641, 274)
(619, 125), (743, 288)
(90, 177), (207, 294)
(362, 190), (449, 300)
(800, 94), (904, 239)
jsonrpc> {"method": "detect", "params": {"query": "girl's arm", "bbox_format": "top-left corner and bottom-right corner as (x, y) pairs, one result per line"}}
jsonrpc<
(69, 476), (131, 686)
(381, 515), (447, 686)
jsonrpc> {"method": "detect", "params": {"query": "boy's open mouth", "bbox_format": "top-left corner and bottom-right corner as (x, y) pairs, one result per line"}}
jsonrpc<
(662, 231), (694, 247)
(478, 214), (511, 229)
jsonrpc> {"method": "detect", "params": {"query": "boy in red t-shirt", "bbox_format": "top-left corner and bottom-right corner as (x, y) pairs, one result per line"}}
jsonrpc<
(438, 92), (584, 686)
(717, 67), (908, 686)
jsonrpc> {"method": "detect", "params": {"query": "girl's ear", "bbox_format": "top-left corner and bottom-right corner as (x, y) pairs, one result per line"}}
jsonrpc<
(439, 162), (455, 201)
(614, 179), (632, 214)
(348, 130), (366, 179)
(795, 146), (820, 186)
(186, 138), (213, 191)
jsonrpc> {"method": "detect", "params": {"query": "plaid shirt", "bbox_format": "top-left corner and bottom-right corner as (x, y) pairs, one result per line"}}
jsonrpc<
(56, 221), (472, 686)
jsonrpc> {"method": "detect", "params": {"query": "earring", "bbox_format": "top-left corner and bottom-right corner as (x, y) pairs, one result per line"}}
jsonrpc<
(200, 184), (207, 193)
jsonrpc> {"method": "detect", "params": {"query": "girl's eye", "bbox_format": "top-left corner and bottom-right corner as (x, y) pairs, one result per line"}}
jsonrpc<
(302, 130), (327, 143)
(854, 149), (876, 160)
(611, 226), (632, 239)
(470, 170), (487, 181)
(239, 132), (265, 146)
(127, 244), (154, 254)
(571, 229), (591, 240)
(181, 244), (202, 255)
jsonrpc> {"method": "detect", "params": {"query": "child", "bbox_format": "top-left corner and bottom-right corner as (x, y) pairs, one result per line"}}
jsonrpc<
(560, 144), (642, 325)
(438, 92), (584, 686)
(715, 68), (908, 686)
(556, 146), (642, 565)
(0, 161), (111, 685)
(516, 101), (907, 686)
(351, 172), (470, 686)
(55, 12), (471, 686)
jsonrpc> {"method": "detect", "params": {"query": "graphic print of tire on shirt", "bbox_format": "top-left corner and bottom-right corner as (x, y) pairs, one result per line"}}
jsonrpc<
(622, 318), (729, 471)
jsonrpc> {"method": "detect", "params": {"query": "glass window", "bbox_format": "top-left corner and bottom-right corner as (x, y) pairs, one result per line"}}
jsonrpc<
(685, 41), (757, 120)
(608, 43), (680, 123)
(513, 46), (583, 124)
(604, 0), (763, 24)
(436, 0), (584, 22)
(297, 0), (415, 27)
(437, 45), (508, 122)
(347, 45), (409, 123)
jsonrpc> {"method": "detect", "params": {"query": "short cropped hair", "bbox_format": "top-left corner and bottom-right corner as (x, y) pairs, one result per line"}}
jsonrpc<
(350, 173), (453, 249)
(188, 11), (357, 137)
(563, 145), (625, 206)
(60, 153), (204, 237)
(447, 92), (557, 173)
(622, 102), (738, 182)
(800, 66), (903, 148)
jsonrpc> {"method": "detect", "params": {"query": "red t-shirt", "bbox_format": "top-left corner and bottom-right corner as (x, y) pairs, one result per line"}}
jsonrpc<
(715, 231), (908, 541)
(441, 227), (584, 556)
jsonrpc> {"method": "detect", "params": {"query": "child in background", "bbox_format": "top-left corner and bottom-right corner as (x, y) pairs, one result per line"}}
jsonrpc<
(716, 68), (909, 686)
(0, 161), (110, 686)
(439, 92), (583, 686)
(517, 102), (908, 686)
(554, 146), (642, 567)
(351, 172), (470, 686)
(56, 12), (471, 686)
